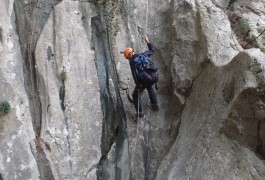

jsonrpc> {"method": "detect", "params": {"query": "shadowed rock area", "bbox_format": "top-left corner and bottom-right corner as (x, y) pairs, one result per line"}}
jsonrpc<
(0, 0), (265, 179)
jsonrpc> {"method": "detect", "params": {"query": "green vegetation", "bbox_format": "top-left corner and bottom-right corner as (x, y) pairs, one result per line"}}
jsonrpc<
(234, 19), (250, 36)
(0, 101), (11, 117)
(228, 0), (237, 7)
(229, 0), (237, 5)
(59, 67), (66, 110)
(0, 27), (2, 43)
(60, 67), (67, 82)
(232, 18), (259, 49)
(243, 29), (265, 49)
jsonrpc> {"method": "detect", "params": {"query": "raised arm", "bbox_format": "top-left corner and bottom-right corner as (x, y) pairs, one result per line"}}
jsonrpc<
(142, 35), (154, 57)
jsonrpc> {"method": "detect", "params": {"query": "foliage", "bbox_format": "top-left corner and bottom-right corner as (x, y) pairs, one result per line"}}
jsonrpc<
(0, 27), (2, 43)
(232, 18), (260, 49)
(234, 19), (250, 36)
(60, 67), (67, 82)
(243, 29), (265, 49)
(0, 101), (11, 117)
(229, 0), (237, 6)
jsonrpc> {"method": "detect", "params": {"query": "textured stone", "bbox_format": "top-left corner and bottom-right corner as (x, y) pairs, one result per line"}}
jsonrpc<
(0, 0), (265, 179)
(35, 1), (102, 179)
(156, 49), (265, 180)
(0, 0), (39, 179)
(229, 0), (265, 51)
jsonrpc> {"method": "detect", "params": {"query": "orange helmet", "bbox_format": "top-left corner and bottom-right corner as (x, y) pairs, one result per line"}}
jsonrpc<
(124, 48), (133, 59)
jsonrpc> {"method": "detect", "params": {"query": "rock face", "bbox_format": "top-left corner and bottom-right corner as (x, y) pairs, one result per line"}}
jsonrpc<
(156, 49), (265, 179)
(0, 0), (264, 180)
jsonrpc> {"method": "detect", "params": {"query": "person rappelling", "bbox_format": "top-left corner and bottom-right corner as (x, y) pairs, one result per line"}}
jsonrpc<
(123, 35), (159, 118)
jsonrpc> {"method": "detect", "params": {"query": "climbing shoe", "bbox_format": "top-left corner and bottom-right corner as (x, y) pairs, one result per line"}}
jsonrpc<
(152, 104), (160, 111)
(135, 112), (145, 118)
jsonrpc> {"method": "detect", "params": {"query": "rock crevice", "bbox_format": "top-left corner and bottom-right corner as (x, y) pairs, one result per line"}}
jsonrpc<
(0, 0), (265, 179)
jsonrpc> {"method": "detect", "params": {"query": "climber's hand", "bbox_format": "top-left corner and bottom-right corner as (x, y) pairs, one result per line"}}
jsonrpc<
(137, 84), (143, 91)
(144, 35), (149, 43)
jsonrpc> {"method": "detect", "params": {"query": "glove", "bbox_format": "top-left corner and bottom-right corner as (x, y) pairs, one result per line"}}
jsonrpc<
(137, 84), (143, 91)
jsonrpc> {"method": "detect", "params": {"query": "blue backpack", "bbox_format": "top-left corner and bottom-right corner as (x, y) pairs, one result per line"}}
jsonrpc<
(134, 54), (159, 86)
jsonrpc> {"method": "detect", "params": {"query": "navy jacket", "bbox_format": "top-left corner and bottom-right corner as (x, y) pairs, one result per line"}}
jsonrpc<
(129, 43), (154, 86)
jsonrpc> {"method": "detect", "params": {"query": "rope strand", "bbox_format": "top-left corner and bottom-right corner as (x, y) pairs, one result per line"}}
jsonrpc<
(145, 0), (149, 35)
(131, 89), (141, 175)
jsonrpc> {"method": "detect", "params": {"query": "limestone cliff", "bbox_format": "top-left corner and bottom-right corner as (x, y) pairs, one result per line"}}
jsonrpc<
(0, 0), (264, 180)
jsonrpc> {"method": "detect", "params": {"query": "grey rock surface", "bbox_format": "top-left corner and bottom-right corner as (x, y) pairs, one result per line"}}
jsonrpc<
(0, 0), (264, 179)
(35, 1), (102, 179)
(0, 0), (39, 179)
(156, 48), (265, 180)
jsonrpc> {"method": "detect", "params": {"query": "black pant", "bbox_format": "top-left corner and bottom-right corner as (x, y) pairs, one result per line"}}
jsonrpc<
(132, 84), (157, 113)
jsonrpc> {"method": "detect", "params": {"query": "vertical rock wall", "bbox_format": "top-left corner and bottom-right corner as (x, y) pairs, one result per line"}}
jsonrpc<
(35, 1), (103, 179)
(156, 49), (265, 179)
(0, 0), (264, 179)
(0, 0), (39, 179)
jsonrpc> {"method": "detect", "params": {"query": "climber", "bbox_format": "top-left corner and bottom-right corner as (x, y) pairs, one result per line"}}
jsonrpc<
(124, 35), (159, 118)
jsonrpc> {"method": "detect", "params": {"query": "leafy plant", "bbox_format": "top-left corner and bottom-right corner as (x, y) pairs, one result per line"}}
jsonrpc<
(235, 19), (250, 36)
(0, 101), (11, 117)
(60, 67), (67, 82)
(0, 27), (2, 43)
(243, 29), (265, 49)
(231, 18), (259, 49)
(229, 0), (237, 6)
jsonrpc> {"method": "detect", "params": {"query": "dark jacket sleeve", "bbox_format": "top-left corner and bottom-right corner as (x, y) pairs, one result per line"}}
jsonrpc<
(142, 43), (154, 57)
(129, 43), (154, 86)
(129, 60), (139, 85)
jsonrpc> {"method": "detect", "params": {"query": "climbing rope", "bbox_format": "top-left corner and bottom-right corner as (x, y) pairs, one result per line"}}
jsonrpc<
(131, 89), (141, 173)
(129, 0), (161, 178)
(137, 89), (140, 120)
(143, 0), (161, 179)
(151, 0), (156, 45)
(145, 0), (149, 35)
(143, 98), (151, 180)
(125, 88), (134, 103)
